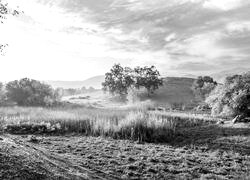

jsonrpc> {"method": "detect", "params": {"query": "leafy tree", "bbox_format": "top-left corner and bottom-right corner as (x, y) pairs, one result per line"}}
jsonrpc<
(102, 64), (163, 98)
(102, 64), (134, 98)
(206, 72), (250, 117)
(134, 66), (163, 96)
(6, 78), (58, 106)
(192, 76), (217, 101)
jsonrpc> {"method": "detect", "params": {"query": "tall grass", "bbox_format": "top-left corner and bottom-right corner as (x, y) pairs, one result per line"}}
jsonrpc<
(0, 106), (218, 142)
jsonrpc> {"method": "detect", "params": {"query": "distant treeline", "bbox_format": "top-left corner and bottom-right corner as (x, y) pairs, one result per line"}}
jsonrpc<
(55, 86), (98, 97)
(0, 78), (99, 107)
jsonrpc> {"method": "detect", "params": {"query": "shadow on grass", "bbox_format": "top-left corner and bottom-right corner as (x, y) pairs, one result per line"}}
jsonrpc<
(171, 124), (250, 155)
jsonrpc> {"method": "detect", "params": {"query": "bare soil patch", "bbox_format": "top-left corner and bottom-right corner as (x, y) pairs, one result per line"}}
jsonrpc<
(1, 123), (250, 180)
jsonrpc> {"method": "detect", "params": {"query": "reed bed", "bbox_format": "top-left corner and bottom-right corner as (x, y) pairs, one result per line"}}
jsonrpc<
(0, 106), (217, 142)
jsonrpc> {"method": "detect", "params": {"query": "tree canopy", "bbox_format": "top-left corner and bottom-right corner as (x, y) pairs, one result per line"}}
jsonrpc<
(102, 64), (163, 98)
(102, 64), (135, 98)
(134, 66), (163, 96)
(192, 76), (217, 101)
(6, 78), (58, 106)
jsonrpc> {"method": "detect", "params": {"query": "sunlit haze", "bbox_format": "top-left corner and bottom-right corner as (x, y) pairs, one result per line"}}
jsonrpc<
(1, 0), (250, 81)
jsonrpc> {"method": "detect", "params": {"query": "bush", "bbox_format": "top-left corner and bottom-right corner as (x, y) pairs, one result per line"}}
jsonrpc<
(6, 78), (59, 106)
(206, 72), (250, 117)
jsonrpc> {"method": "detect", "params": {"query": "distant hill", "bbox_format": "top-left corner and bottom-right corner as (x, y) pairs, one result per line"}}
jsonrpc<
(133, 77), (196, 105)
(46, 75), (105, 89)
(151, 77), (196, 104)
(65, 76), (197, 108)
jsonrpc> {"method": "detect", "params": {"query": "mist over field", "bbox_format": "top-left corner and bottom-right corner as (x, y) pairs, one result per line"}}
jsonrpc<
(0, 0), (250, 179)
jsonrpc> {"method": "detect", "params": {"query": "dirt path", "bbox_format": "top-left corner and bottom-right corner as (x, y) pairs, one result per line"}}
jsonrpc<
(0, 135), (116, 180)
(1, 123), (250, 179)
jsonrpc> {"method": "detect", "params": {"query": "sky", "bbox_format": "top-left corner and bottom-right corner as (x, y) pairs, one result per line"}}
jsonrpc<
(0, 0), (250, 81)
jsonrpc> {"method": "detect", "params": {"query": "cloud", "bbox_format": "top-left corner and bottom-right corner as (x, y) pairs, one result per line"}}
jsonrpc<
(1, 0), (250, 81)
(226, 21), (250, 34)
(173, 62), (217, 71)
(203, 0), (245, 11)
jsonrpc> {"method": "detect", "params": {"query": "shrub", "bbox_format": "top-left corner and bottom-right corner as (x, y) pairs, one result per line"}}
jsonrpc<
(206, 72), (250, 117)
(6, 78), (59, 106)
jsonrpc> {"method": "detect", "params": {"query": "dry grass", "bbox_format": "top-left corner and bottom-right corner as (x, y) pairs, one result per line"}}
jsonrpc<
(0, 105), (218, 142)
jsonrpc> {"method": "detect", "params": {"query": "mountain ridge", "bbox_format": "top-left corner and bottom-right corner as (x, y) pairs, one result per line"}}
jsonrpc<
(46, 75), (105, 89)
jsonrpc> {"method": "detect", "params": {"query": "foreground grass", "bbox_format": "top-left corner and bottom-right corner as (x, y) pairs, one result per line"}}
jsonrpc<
(0, 106), (219, 142)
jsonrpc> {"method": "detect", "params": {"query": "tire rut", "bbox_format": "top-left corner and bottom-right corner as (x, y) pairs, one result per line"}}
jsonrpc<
(4, 134), (120, 180)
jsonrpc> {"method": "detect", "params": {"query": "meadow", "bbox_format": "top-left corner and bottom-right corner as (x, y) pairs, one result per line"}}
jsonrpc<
(1, 99), (250, 179)
(0, 104), (222, 143)
(1, 104), (250, 179)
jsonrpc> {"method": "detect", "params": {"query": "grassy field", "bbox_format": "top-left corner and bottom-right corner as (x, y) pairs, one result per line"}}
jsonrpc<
(0, 104), (250, 179)
(0, 105), (220, 143)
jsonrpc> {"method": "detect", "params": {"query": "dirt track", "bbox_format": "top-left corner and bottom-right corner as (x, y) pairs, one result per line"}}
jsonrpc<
(1, 126), (250, 180)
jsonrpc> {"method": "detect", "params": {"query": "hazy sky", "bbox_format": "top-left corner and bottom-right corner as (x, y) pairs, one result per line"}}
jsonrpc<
(0, 0), (250, 81)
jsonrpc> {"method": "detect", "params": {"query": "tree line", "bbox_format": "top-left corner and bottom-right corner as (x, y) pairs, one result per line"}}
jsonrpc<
(55, 86), (98, 97)
(103, 64), (250, 118)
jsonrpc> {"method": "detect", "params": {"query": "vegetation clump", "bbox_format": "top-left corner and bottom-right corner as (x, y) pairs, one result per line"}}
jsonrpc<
(6, 78), (60, 106)
(206, 72), (250, 118)
(192, 76), (217, 102)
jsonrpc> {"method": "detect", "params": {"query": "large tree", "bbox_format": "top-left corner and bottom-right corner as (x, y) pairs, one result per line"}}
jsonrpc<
(206, 72), (250, 117)
(6, 78), (57, 106)
(102, 64), (163, 98)
(102, 64), (134, 98)
(134, 66), (163, 96)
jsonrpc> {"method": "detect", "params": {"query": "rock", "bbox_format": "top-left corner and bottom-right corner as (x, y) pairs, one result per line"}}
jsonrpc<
(232, 115), (243, 124)
(232, 115), (250, 123)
